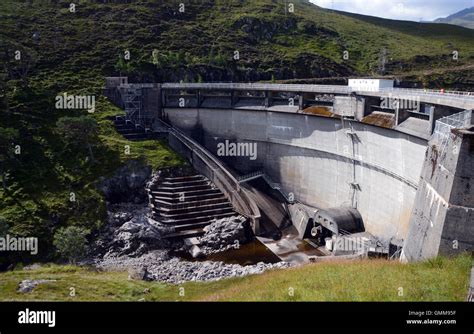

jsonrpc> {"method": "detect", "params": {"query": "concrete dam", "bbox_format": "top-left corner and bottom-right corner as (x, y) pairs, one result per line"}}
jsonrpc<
(105, 78), (474, 262)
(164, 107), (424, 240)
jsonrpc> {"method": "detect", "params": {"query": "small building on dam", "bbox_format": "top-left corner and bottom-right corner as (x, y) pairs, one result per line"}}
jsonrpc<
(105, 77), (474, 262)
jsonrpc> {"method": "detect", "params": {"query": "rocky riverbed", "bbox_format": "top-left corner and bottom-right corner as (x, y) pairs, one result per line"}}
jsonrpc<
(92, 204), (290, 284)
(92, 166), (291, 284)
(97, 250), (290, 284)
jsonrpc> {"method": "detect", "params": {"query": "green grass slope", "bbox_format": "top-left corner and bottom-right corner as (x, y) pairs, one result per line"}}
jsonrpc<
(1, 0), (473, 84)
(0, 255), (471, 301)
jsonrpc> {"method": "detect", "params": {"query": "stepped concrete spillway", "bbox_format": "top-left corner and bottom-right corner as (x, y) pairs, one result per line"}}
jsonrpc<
(104, 78), (474, 261)
(148, 174), (236, 238)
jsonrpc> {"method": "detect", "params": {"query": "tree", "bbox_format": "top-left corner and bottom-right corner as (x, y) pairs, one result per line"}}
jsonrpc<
(53, 226), (89, 264)
(0, 127), (19, 190)
(114, 54), (134, 76)
(56, 116), (98, 162)
(3, 48), (38, 87)
(0, 218), (8, 237)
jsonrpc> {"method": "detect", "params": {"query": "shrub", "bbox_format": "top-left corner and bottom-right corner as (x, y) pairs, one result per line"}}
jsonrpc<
(53, 226), (90, 264)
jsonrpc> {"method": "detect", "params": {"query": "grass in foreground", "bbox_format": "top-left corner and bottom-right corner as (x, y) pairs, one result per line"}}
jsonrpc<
(0, 254), (471, 302)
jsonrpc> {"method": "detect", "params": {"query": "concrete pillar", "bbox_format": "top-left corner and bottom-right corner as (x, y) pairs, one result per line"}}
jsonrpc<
(264, 91), (273, 108)
(156, 83), (162, 120)
(298, 94), (304, 111)
(401, 125), (474, 262)
(197, 90), (203, 107)
(395, 107), (410, 126)
(358, 96), (380, 121)
(429, 105), (457, 134)
(334, 95), (366, 119)
(161, 89), (167, 109)
(142, 86), (161, 125)
(230, 90), (238, 106)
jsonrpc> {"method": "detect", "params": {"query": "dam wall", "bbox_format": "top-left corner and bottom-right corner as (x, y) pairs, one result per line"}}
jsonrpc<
(163, 107), (428, 240)
(402, 122), (474, 261)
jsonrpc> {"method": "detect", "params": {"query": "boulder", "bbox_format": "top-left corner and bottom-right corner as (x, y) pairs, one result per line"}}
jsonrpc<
(18, 279), (56, 293)
(198, 215), (249, 255)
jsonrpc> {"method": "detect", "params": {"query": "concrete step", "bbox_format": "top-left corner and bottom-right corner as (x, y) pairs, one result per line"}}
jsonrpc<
(148, 171), (237, 237)
(150, 188), (222, 198)
(114, 119), (126, 126)
(152, 196), (229, 207)
(154, 202), (233, 215)
(158, 212), (235, 225)
(122, 133), (152, 140)
(156, 206), (234, 219)
(150, 192), (226, 204)
(154, 184), (215, 193)
(116, 128), (145, 135)
(159, 179), (210, 187)
(173, 221), (216, 232)
(163, 175), (205, 182)
(165, 228), (205, 239)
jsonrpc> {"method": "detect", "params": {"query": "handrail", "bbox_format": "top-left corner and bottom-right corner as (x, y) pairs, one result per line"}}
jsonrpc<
(159, 82), (474, 101)
(379, 87), (474, 98)
(161, 82), (352, 94)
(237, 171), (265, 183)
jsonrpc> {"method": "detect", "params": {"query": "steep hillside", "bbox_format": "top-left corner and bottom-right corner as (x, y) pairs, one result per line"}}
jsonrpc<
(1, 0), (473, 85)
(434, 7), (474, 29)
(0, 0), (473, 266)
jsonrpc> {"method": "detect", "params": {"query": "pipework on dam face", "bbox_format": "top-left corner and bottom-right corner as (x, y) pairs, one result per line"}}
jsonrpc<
(104, 77), (474, 262)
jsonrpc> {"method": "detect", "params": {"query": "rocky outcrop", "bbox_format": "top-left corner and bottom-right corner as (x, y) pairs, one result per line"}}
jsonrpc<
(98, 161), (151, 204)
(233, 16), (297, 41)
(91, 203), (174, 258)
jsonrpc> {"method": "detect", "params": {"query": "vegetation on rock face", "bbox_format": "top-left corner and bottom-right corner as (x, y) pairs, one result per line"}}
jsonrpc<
(0, 0), (473, 267)
(56, 115), (99, 162)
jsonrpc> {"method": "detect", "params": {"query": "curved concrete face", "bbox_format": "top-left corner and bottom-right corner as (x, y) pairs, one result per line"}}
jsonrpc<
(164, 108), (428, 240)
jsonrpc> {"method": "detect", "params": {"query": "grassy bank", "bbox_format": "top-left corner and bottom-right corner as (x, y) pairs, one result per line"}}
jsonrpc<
(0, 255), (471, 301)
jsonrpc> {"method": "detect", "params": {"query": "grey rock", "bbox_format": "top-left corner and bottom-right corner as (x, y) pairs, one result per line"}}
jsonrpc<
(23, 263), (42, 271)
(190, 245), (204, 259)
(99, 161), (151, 204)
(97, 250), (291, 285)
(18, 279), (56, 293)
(197, 215), (248, 255)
